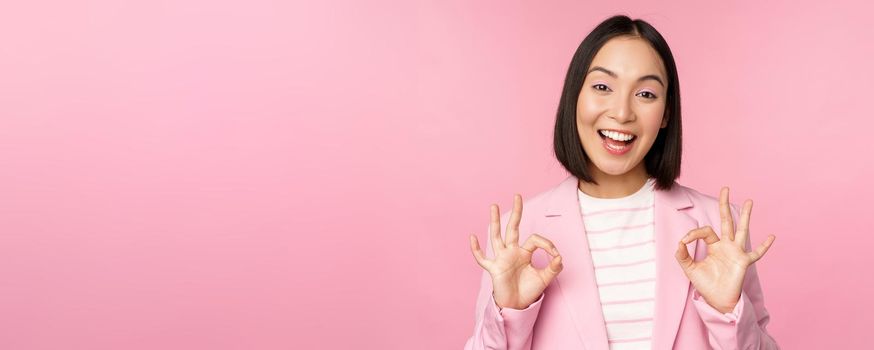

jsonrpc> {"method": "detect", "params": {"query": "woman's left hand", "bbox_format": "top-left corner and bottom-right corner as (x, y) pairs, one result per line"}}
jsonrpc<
(674, 187), (776, 313)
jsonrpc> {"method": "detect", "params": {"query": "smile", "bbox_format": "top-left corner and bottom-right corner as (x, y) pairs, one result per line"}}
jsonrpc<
(598, 129), (637, 155)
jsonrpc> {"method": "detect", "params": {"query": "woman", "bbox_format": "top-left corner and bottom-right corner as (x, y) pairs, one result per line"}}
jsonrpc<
(464, 15), (780, 350)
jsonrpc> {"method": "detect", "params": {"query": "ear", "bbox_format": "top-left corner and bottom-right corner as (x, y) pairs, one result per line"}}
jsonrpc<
(660, 114), (669, 129)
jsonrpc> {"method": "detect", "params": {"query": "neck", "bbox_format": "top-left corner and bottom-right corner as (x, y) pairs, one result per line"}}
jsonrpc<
(578, 162), (650, 199)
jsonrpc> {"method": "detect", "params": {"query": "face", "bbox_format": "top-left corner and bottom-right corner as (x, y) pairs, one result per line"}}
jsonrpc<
(576, 36), (669, 177)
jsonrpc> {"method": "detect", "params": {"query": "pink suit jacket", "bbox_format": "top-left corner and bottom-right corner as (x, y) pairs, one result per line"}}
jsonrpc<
(464, 175), (780, 350)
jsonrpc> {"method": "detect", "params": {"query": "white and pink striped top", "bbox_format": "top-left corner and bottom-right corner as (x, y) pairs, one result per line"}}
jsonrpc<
(578, 177), (656, 350)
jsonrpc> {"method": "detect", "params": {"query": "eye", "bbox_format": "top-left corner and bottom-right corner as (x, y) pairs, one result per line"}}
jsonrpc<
(637, 91), (657, 99)
(592, 83), (611, 92)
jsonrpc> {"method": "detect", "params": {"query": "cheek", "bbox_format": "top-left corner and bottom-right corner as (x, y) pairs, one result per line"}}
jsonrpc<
(640, 105), (666, 132)
(575, 93), (601, 127)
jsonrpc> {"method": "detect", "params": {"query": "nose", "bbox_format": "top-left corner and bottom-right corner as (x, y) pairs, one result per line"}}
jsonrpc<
(609, 93), (635, 123)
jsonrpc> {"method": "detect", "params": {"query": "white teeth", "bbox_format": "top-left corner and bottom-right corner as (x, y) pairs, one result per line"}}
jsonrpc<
(599, 130), (635, 141)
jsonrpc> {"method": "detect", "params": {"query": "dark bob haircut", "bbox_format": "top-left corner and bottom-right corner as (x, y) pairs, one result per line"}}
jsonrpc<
(553, 15), (682, 191)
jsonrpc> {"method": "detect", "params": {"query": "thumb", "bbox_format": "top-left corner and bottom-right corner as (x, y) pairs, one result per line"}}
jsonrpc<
(675, 240), (694, 271)
(538, 255), (563, 284)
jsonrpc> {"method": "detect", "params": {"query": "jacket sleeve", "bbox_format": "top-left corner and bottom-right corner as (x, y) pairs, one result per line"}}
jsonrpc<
(463, 224), (544, 350)
(690, 203), (780, 350)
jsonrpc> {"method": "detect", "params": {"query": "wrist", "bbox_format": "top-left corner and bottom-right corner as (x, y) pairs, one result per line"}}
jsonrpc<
(714, 302), (737, 314)
(693, 289), (739, 314)
(492, 291), (533, 310)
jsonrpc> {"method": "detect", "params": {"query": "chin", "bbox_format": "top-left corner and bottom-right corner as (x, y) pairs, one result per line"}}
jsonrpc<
(600, 167), (633, 176)
(591, 162), (630, 176)
(590, 156), (640, 176)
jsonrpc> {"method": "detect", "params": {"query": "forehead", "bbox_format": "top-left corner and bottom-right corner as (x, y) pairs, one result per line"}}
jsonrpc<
(589, 36), (666, 79)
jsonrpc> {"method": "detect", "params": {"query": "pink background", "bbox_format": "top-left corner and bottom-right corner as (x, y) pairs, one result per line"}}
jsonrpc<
(1, 0), (871, 349)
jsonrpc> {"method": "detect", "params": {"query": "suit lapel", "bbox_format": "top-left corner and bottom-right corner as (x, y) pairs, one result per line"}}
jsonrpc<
(544, 175), (608, 350)
(542, 175), (697, 350)
(651, 181), (698, 350)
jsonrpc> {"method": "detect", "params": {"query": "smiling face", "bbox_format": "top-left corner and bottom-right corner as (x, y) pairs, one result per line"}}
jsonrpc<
(577, 35), (669, 178)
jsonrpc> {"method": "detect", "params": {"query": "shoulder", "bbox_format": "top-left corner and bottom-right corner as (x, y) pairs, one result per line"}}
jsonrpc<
(496, 176), (571, 227)
(676, 183), (719, 207)
(521, 182), (562, 212)
(500, 182), (558, 220)
(679, 183), (742, 210)
(671, 182), (743, 223)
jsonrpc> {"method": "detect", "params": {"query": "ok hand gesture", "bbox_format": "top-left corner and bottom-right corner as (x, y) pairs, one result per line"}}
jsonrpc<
(674, 187), (776, 313)
(469, 194), (564, 310)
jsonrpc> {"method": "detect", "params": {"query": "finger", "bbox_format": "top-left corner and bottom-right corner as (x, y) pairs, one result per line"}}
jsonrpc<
(682, 226), (720, 245)
(504, 194), (522, 246)
(489, 204), (505, 253)
(675, 240), (694, 271)
(538, 255), (563, 284)
(469, 234), (491, 270)
(735, 199), (753, 248)
(720, 187), (736, 241)
(521, 233), (560, 256)
(747, 234), (776, 263)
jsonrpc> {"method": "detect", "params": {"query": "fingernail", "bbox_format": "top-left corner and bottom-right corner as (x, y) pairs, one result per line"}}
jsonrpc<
(552, 248), (559, 255)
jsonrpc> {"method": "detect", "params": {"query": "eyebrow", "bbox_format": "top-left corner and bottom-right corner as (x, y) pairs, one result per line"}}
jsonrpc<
(587, 66), (665, 87)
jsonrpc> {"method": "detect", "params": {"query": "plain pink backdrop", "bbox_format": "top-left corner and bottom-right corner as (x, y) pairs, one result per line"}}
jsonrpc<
(1, 0), (872, 349)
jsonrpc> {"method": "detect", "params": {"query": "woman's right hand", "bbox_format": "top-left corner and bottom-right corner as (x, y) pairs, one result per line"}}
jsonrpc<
(469, 194), (564, 310)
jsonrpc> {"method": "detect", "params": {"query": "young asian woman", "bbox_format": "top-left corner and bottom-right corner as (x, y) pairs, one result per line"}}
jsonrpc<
(464, 15), (780, 350)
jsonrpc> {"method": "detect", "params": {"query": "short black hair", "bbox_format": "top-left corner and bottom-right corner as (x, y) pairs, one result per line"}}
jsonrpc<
(553, 15), (682, 191)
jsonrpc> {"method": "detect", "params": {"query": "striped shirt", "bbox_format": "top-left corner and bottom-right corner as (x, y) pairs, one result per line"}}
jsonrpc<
(578, 177), (656, 350)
